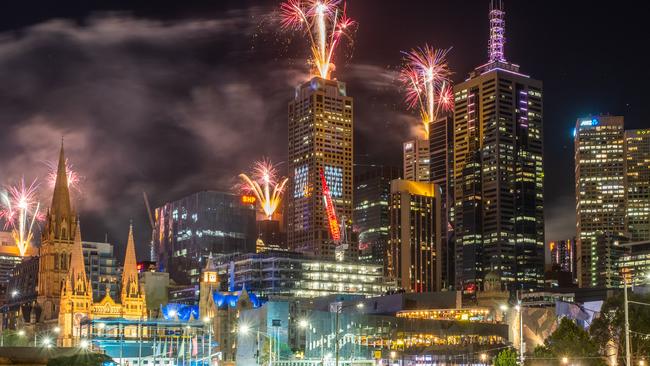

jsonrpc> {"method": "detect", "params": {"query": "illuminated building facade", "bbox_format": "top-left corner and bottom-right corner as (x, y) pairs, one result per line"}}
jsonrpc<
(287, 77), (354, 260)
(549, 238), (576, 275)
(403, 139), (430, 182)
(213, 250), (391, 298)
(82, 241), (120, 301)
(453, 0), (544, 291)
(625, 129), (650, 242)
(429, 114), (455, 289)
(574, 116), (626, 287)
(354, 166), (401, 266)
(388, 180), (442, 292)
(153, 190), (257, 285)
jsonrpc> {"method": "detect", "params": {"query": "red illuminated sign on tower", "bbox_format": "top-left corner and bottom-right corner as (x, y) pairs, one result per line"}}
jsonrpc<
(319, 167), (341, 242)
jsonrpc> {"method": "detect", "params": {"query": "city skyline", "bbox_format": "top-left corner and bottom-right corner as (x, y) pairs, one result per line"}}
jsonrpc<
(0, 1), (647, 260)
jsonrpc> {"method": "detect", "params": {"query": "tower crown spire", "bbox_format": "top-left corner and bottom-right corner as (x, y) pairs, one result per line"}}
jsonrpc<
(488, 0), (506, 63)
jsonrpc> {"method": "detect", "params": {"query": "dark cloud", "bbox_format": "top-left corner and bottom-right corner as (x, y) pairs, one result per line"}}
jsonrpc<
(0, 9), (413, 258)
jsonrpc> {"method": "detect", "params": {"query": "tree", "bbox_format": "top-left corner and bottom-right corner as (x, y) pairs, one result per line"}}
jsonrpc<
(590, 292), (650, 363)
(529, 317), (604, 366)
(493, 348), (518, 366)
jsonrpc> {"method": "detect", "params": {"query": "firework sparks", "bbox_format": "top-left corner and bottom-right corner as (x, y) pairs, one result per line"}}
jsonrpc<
(46, 159), (81, 194)
(280, 0), (356, 79)
(0, 179), (42, 256)
(239, 159), (288, 220)
(400, 45), (454, 138)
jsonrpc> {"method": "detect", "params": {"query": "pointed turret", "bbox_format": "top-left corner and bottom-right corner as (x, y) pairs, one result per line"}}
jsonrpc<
(69, 222), (88, 291)
(121, 223), (140, 302)
(51, 141), (73, 220)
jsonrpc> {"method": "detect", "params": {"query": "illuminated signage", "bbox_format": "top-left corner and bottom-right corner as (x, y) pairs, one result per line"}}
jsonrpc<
(241, 195), (256, 204)
(580, 118), (599, 127)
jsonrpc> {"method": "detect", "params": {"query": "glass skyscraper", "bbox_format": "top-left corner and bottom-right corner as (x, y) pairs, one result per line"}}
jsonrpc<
(154, 191), (256, 285)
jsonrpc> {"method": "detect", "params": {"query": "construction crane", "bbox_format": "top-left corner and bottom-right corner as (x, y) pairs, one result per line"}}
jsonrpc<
(319, 167), (348, 261)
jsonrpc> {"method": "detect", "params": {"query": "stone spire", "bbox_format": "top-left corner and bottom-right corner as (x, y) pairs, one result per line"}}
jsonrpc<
(51, 141), (73, 220)
(69, 221), (88, 292)
(121, 223), (140, 302)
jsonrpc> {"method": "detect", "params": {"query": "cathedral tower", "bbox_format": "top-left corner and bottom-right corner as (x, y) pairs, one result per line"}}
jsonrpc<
(37, 142), (78, 323)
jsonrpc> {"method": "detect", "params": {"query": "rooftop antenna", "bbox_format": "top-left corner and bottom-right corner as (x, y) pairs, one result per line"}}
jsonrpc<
(488, 0), (506, 63)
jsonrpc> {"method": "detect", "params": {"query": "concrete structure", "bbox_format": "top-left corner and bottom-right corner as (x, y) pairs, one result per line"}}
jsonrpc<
(153, 190), (257, 285)
(453, 0), (544, 292)
(287, 77), (354, 260)
(354, 166), (401, 266)
(403, 138), (430, 182)
(388, 180), (442, 292)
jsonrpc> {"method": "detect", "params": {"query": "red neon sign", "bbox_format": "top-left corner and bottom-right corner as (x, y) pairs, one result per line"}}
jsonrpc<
(319, 167), (341, 242)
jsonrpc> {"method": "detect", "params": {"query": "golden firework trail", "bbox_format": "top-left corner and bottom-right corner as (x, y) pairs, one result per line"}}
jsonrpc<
(400, 45), (454, 139)
(280, 0), (356, 79)
(239, 159), (288, 220)
(0, 179), (42, 256)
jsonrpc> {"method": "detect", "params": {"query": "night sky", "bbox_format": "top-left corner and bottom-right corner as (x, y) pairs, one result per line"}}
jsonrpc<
(0, 1), (647, 261)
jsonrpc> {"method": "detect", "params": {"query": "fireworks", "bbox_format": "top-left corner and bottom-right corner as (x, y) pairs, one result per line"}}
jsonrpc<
(280, 0), (356, 79)
(46, 158), (81, 194)
(239, 159), (288, 220)
(400, 45), (454, 138)
(0, 179), (42, 256)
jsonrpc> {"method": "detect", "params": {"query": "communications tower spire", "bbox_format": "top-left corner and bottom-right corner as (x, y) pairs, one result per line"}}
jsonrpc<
(488, 0), (506, 63)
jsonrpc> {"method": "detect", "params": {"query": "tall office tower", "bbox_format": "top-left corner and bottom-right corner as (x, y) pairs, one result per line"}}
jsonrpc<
(354, 166), (401, 266)
(453, 0), (544, 291)
(403, 139), (430, 182)
(287, 77), (354, 259)
(154, 191), (256, 285)
(574, 116), (626, 288)
(429, 114), (455, 288)
(624, 129), (650, 242)
(387, 179), (442, 292)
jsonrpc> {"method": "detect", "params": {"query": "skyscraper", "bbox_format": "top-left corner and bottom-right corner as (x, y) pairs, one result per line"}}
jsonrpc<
(287, 77), (354, 260)
(624, 129), (650, 242)
(403, 139), (430, 182)
(429, 114), (454, 288)
(453, 0), (544, 291)
(574, 116), (626, 288)
(354, 165), (401, 266)
(154, 191), (257, 285)
(387, 179), (442, 292)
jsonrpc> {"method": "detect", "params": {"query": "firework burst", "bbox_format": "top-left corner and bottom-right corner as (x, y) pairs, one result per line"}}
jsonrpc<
(0, 179), (43, 256)
(400, 45), (454, 138)
(280, 0), (356, 79)
(46, 159), (81, 195)
(239, 159), (289, 220)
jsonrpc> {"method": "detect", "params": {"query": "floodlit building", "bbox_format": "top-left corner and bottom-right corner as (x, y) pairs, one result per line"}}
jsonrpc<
(574, 116), (626, 287)
(287, 77), (354, 260)
(403, 139), (430, 182)
(388, 180), (443, 292)
(213, 250), (392, 299)
(153, 190), (257, 285)
(453, 0), (544, 291)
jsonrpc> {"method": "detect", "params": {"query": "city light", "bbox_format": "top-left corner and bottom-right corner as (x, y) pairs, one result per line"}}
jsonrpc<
(279, 0), (356, 79)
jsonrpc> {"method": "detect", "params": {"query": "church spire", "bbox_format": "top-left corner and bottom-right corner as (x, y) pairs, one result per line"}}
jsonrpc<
(121, 223), (140, 301)
(51, 140), (73, 220)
